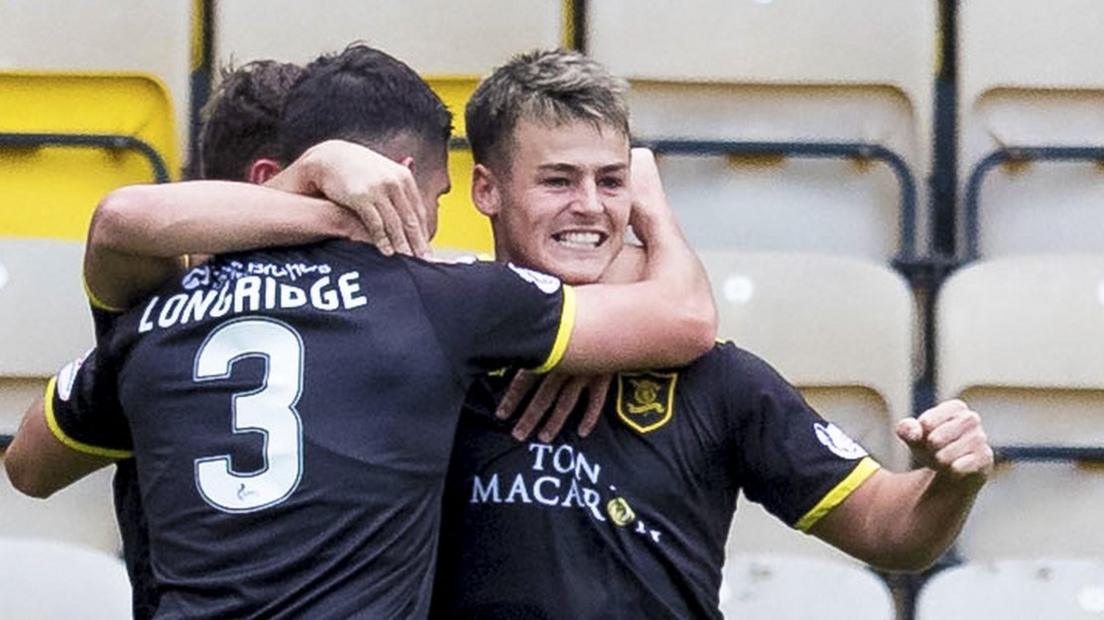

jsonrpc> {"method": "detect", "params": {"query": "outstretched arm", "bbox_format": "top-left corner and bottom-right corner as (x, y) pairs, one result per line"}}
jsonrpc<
(810, 400), (993, 571)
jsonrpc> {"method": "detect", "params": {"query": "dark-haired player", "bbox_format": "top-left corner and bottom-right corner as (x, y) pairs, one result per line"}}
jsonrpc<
(6, 44), (716, 618)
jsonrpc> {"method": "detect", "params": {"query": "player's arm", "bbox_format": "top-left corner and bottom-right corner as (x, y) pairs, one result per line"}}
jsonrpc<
(85, 181), (362, 310)
(85, 140), (427, 311)
(555, 149), (716, 373)
(264, 139), (431, 258)
(4, 397), (114, 498)
(497, 246), (647, 442)
(809, 400), (993, 571)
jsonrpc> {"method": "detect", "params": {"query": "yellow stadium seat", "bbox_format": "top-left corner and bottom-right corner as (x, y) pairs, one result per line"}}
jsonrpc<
(213, 1), (575, 254)
(0, 72), (178, 240)
(0, 0), (193, 157)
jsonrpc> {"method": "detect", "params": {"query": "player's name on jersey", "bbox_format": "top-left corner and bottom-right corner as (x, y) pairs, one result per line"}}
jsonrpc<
(137, 271), (368, 333)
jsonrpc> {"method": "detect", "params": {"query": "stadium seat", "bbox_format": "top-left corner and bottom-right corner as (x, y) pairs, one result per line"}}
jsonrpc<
(588, 0), (935, 262)
(0, 537), (130, 618)
(916, 559), (1104, 620)
(959, 0), (1104, 257)
(702, 251), (914, 562)
(937, 255), (1104, 559)
(0, 239), (93, 434)
(214, 1), (572, 254)
(0, 72), (178, 240)
(0, 464), (120, 555)
(720, 554), (895, 620)
(0, 0), (191, 158)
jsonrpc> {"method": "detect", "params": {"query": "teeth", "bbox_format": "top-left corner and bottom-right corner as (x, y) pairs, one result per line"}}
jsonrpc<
(556, 232), (602, 248)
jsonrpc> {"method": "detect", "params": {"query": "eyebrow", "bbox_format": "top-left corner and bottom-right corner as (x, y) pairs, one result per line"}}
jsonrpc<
(537, 163), (628, 174)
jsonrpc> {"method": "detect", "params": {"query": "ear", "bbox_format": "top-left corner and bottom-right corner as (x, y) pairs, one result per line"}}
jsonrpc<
(471, 163), (501, 217)
(247, 158), (284, 184)
(400, 156), (416, 174)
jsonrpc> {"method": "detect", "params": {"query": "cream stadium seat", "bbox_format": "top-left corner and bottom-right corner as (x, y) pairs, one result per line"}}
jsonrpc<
(0, 467), (120, 555)
(937, 255), (1104, 559)
(959, 0), (1104, 257)
(0, 239), (92, 434)
(0, 0), (191, 157)
(916, 559), (1104, 620)
(0, 537), (130, 618)
(720, 554), (894, 620)
(588, 0), (935, 262)
(703, 251), (914, 562)
(214, 0), (572, 255)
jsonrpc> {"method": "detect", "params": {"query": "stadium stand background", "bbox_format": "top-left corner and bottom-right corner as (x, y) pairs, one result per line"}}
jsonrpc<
(3, 1), (1104, 618)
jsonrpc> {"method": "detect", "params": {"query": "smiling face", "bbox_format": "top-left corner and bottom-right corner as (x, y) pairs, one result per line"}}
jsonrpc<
(474, 119), (631, 285)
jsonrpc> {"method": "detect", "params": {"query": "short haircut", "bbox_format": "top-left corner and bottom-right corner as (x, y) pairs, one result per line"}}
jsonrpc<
(278, 43), (452, 164)
(198, 59), (305, 181)
(465, 48), (630, 170)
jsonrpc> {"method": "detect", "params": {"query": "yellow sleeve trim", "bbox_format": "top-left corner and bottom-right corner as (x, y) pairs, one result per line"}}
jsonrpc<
(795, 456), (881, 532)
(43, 377), (133, 460)
(532, 284), (576, 374)
(82, 275), (127, 314)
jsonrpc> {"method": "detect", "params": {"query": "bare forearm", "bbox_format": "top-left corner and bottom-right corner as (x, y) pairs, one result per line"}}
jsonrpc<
(5, 398), (112, 499)
(85, 182), (359, 309)
(91, 182), (355, 258)
(632, 210), (717, 361)
(827, 468), (983, 571)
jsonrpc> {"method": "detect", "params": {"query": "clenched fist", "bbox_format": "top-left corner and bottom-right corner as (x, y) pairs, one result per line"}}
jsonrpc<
(896, 399), (994, 481)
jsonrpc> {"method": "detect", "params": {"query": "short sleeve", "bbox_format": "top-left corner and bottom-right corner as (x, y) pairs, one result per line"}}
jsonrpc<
(404, 259), (573, 376)
(725, 345), (881, 531)
(45, 347), (133, 458)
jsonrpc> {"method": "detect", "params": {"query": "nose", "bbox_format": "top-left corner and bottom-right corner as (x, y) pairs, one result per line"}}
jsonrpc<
(569, 179), (603, 215)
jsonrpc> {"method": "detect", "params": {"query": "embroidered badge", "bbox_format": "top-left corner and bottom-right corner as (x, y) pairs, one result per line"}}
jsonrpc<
(616, 371), (677, 433)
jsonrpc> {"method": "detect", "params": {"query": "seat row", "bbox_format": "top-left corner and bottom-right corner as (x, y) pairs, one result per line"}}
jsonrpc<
(5, 0), (1104, 262)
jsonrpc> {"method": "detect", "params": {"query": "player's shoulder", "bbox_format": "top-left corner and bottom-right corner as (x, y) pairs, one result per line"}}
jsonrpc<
(402, 254), (565, 295)
(683, 340), (795, 395)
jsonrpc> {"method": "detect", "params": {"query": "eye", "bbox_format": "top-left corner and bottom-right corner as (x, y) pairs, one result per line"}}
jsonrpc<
(598, 176), (626, 190)
(542, 177), (570, 188)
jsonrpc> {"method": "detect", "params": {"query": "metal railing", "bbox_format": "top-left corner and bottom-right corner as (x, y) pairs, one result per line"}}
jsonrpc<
(963, 145), (1104, 261)
(0, 132), (171, 183)
(451, 136), (921, 262)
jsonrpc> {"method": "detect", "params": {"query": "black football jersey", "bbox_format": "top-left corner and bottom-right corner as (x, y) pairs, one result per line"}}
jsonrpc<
(431, 342), (880, 619)
(48, 240), (573, 619)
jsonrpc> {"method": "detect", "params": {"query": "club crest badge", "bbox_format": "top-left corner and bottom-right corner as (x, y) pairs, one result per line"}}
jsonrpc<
(616, 371), (677, 433)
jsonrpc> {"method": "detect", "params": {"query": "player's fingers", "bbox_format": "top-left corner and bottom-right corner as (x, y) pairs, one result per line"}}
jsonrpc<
(512, 374), (567, 442)
(496, 371), (538, 420)
(933, 431), (989, 472)
(396, 172), (432, 259)
(916, 399), (969, 434)
(925, 409), (982, 452)
(538, 377), (587, 443)
(949, 448), (995, 477)
(895, 417), (924, 445)
(373, 198), (413, 257)
(577, 374), (612, 438)
(387, 179), (429, 258)
(354, 201), (392, 255)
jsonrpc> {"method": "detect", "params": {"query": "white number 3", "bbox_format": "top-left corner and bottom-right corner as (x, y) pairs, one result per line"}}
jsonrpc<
(193, 318), (304, 513)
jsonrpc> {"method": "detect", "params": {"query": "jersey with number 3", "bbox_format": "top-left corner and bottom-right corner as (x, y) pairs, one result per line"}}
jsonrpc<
(47, 240), (573, 619)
